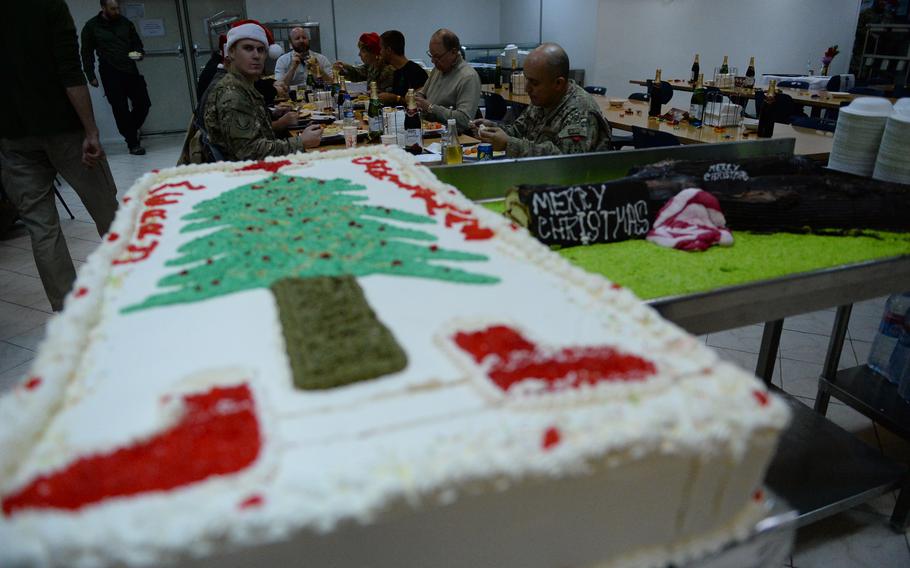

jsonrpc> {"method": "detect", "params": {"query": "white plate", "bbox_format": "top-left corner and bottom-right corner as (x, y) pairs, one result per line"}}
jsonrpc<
(742, 118), (759, 131)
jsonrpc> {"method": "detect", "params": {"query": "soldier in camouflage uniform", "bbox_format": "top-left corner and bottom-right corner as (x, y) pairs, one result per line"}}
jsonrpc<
(474, 43), (611, 157)
(203, 23), (321, 162)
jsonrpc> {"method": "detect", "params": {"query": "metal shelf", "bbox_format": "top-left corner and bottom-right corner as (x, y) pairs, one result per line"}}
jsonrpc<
(820, 365), (910, 439)
(764, 389), (905, 527)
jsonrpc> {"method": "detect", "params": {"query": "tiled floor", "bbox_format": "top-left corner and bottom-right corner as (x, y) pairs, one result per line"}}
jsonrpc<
(1, 134), (908, 566)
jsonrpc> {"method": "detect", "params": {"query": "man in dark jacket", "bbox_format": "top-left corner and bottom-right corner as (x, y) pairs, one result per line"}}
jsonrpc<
(81, 0), (151, 155)
(0, 0), (119, 311)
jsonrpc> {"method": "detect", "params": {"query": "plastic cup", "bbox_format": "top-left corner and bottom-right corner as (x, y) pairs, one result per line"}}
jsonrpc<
(343, 125), (358, 148)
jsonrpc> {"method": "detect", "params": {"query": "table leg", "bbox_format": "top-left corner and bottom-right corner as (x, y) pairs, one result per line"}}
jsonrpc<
(892, 476), (910, 532)
(756, 320), (783, 385)
(814, 304), (853, 415)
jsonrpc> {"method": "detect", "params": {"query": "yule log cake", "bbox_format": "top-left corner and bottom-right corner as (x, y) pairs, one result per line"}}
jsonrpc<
(0, 146), (789, 568)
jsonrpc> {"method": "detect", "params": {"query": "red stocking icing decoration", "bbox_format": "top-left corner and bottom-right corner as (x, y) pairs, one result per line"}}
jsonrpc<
(2, 384), (261, 516)
(454, 325), (656, 392)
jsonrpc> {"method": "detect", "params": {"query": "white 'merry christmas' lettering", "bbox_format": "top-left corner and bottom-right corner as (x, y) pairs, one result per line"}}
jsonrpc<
(703, 163), (750, 182)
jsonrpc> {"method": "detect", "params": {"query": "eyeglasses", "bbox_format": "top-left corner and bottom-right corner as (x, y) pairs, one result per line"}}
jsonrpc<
(426, 49), (454, 61)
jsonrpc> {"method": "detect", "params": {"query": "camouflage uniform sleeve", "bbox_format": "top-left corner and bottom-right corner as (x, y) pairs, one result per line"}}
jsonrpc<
(503, 107), (530, 139)
(209, 86), (304, 161)
(342, 63), (369, 82)
(377, 64), (395, 93)
(506, 110), (606, 158)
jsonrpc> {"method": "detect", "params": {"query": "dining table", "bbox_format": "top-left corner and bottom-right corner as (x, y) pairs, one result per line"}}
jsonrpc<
(602, 100), (834, 160)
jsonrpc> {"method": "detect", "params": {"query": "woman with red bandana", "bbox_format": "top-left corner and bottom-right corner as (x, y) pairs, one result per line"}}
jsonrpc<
(334, 32), (394, 93)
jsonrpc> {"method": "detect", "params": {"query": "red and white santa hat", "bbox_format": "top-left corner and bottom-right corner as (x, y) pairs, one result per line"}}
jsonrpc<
(225, 20), (283, 60)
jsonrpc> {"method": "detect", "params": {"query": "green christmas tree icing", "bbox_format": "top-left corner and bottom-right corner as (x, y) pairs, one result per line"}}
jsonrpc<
(124, 174), (497, 313)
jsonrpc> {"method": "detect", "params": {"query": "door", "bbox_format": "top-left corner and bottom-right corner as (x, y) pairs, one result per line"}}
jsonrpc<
(181, 0), (246, 89)
(123, 0), (245, 135)
(126, 0), (194, 134)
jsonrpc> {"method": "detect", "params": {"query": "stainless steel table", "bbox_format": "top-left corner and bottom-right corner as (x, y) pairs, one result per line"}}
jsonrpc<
(433, 140), (909, 530)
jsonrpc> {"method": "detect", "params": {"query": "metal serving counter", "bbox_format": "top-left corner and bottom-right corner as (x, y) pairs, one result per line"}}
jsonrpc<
(432, 140), (909, 531)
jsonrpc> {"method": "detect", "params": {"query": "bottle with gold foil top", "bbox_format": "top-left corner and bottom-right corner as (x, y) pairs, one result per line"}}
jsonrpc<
(689, 73), (706, 125)
(367, 81), (383, 142)
(648, 68), (663, 118)
(757, 80), (777, 138)
(719, 55), (729, 74)
(745, 56), (756, 88)
(690, 54), (700, 85)
(403, 89), (423, 154)
(494, 56), (502, 89)
(509, 56), (517, 95)
(336, 76), (348, 117)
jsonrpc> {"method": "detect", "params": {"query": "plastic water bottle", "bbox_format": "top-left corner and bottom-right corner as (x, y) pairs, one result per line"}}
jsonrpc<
(892, 316), (910, 400)
(342, 94), (355, 127)
(867, 293), (910, 382)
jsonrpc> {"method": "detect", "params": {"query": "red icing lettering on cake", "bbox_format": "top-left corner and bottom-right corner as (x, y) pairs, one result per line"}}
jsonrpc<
(238, 494), (265, 510)
(148, 181), (205, 194)
(752, 390), (769, 407)
(106, 232), (119, 242)
(114, 182), (206, 266)
(1, 384), (261, 516)
(74, 287), (89, 298)
(453, 325), (656, 392)
(22, 377), (42, 391)
(542, 427), (562, 450)
(352, 156), (494, 241)
(237, 160), (292, 173)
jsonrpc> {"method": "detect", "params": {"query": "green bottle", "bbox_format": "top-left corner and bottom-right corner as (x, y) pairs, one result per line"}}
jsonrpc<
(368, 81), (383, 142)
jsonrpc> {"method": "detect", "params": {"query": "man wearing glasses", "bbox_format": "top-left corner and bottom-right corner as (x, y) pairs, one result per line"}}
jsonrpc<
(415, 29), (480, 133)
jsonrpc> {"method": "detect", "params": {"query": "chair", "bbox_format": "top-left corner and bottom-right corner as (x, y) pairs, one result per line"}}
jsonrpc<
(199, 128), (225, 163)
(776, 80), (810, 90)
(825, 76), (841, 92)
(53, 177), (75, 220)
(755, 90), (795, 124)
(790, 115), (837, 133)
(584, 85), (607, 95)
(631, 126), (680, 149)
(628, 92), (650, 102)
(482, 92), (508, 121)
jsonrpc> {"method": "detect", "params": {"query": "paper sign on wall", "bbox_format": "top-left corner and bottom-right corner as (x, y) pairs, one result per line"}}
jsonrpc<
(139, 19), (166, 38)
(123, 3), (144, 20)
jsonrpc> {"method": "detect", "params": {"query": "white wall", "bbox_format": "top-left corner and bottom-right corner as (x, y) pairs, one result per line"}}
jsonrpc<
(593, 0), (862, 105)
(541, 0), (599, 84)
(500, 0), (540, 45)
(245, 1), (337, 59)
(331, 0), (500, 64)
(249, 0), (501, 64)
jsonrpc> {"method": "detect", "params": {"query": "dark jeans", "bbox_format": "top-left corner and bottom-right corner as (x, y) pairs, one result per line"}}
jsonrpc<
(100, 64), (151, 147)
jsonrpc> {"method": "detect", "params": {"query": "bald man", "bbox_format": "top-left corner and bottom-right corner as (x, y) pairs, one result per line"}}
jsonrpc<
(275, 27), (333, 88)
(473, 43), (611, 157)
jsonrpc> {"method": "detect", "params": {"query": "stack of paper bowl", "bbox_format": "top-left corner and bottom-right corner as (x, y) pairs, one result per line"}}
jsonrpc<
(873, 99), (910, 184)
(827, 97), (893, 177)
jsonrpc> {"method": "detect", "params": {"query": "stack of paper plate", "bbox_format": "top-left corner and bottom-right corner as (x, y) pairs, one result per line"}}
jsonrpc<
(827, 97), (893, 177)
(873, 99), (910, 184)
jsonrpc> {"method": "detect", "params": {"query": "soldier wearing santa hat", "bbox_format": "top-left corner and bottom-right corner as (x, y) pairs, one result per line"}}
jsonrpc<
(202, 20), (322, 162)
